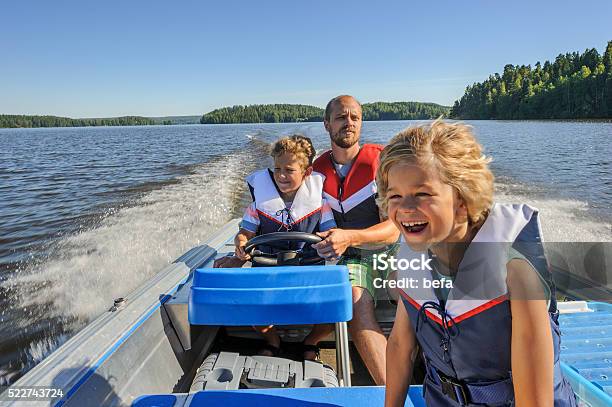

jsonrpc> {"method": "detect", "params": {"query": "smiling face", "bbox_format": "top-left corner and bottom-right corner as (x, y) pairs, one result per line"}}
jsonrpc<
(273, 152), (311, 197)
(324, 96), (362, 148)
(385, 160), (468, 250)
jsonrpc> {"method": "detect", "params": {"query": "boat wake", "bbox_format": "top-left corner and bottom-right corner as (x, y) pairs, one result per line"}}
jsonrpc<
(494, 179), (611, 242)
(0, 140), (272, 385)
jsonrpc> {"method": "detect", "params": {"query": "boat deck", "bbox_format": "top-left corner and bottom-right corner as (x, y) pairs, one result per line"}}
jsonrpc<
(558, 301), (612, 407)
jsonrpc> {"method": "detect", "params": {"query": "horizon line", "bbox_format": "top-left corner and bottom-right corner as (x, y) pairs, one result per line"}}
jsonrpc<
(0, 100), (453, 120)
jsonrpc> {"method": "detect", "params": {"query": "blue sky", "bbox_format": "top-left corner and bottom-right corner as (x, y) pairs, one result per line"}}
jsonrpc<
(2, 0), (611, 117)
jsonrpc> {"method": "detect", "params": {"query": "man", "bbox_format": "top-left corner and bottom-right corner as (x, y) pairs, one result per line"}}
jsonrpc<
(312, 95), (399, 385)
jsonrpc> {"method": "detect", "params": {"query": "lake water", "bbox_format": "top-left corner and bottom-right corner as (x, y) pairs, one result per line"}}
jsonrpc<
(0, 121), (611, 384)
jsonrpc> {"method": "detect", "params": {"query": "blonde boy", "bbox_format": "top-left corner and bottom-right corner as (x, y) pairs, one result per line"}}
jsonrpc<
(379, 121), (575, 407)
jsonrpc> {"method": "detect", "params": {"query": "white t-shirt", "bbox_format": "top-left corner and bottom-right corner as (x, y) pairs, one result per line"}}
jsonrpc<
(333, 160), (352, 180)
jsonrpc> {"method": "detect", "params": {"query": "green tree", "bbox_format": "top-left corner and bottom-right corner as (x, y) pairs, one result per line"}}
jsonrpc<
(0, 115), (156, 128)
(450, 40), (612, 119)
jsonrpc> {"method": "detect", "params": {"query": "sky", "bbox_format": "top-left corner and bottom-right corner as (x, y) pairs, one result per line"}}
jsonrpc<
(2, 0), (611, 118)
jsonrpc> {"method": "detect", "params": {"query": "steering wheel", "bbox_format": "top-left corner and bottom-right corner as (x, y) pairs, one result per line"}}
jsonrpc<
(244, 232), (324, 266)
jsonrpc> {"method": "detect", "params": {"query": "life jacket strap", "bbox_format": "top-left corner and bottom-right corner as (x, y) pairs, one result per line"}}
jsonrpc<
(425, 362), (514, 406)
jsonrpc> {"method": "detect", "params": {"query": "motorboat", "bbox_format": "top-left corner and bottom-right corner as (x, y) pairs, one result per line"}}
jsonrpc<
(3, 219), (611, 406)
(4, 220), (416, 406)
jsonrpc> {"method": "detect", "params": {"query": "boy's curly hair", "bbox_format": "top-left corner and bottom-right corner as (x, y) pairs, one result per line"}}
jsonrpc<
(271, 134), (316, 171)
(377, 120), (494, 225)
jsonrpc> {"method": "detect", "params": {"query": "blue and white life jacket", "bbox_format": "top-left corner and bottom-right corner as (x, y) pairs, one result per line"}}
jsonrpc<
(240, 169), (334, 257)
(398, 203), (576, 406)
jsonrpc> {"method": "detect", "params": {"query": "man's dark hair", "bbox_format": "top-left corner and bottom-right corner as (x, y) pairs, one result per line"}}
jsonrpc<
(324, 95), (361, 122)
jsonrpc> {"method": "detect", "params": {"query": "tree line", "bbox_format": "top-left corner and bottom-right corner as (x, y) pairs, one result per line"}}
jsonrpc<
(362, 102), (450, 120)
(200, 104), (323, 124)
(451, 41), (612, 119)
(0, 115), (155, 128)
(0, 101), (451, 128)
(200, 102), (449, 124)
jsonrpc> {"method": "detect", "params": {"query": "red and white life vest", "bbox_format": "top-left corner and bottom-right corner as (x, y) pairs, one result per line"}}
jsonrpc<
(313, 144), (382, 230)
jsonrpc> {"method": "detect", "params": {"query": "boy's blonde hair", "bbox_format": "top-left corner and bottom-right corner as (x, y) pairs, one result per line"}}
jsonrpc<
(377, 120), (494, 225)
(271, 134), (316, 171)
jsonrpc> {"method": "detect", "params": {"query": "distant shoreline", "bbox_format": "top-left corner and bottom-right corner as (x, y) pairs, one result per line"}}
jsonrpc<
(0, 111), (612, 129)
(0, 101), (452, 128)
(2, 117), (612, 130)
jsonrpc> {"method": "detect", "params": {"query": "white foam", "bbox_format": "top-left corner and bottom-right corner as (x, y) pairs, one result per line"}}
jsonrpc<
(3, 152), (253, 324)
(494, 181), (611, 242)
(26, 334), (69, 365)
(0, 366), (20, 386)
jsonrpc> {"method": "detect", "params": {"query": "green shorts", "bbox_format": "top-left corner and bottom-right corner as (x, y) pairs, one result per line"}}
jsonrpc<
(338, 244), (398, 304)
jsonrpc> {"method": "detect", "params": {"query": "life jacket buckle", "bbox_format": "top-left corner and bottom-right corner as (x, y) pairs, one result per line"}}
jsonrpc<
(438, 373), (470, 406)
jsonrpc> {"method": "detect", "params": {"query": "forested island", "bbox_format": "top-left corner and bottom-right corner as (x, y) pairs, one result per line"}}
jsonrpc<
(199, 102), (450, 124)
(362, 102), (449, 121)
(200, 104), (323, 124)
(0, 115), (155, 128)
(451, 40), (612, 119)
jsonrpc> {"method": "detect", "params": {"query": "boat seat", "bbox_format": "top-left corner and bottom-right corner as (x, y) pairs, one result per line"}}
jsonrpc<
(220, 258), (397, 341)
(211, 250), (396, 331)
(188, 265), (354, 388)
(164, 267), (396, 352)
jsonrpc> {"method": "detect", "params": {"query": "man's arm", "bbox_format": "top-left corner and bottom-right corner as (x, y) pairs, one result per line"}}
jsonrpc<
(312, 219), (399, 259)
(349, 218), (400, 246)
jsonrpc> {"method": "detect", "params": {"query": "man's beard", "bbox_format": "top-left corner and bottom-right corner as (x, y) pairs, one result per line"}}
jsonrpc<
(331, 130), (359, 148)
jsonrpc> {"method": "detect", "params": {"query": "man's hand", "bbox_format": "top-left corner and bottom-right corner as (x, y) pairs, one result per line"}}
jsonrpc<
(312, 228), (355, 260)
(234, 233), (251, 260)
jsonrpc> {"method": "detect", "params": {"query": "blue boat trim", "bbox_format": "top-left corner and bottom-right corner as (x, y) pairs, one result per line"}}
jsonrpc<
(133, 386), (428, 407)
(561, 363), (612, 407)
(558, 301), (612, 406)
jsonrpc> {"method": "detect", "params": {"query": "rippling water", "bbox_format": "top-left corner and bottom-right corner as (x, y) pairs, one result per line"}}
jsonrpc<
(0, 121), (610, 384)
